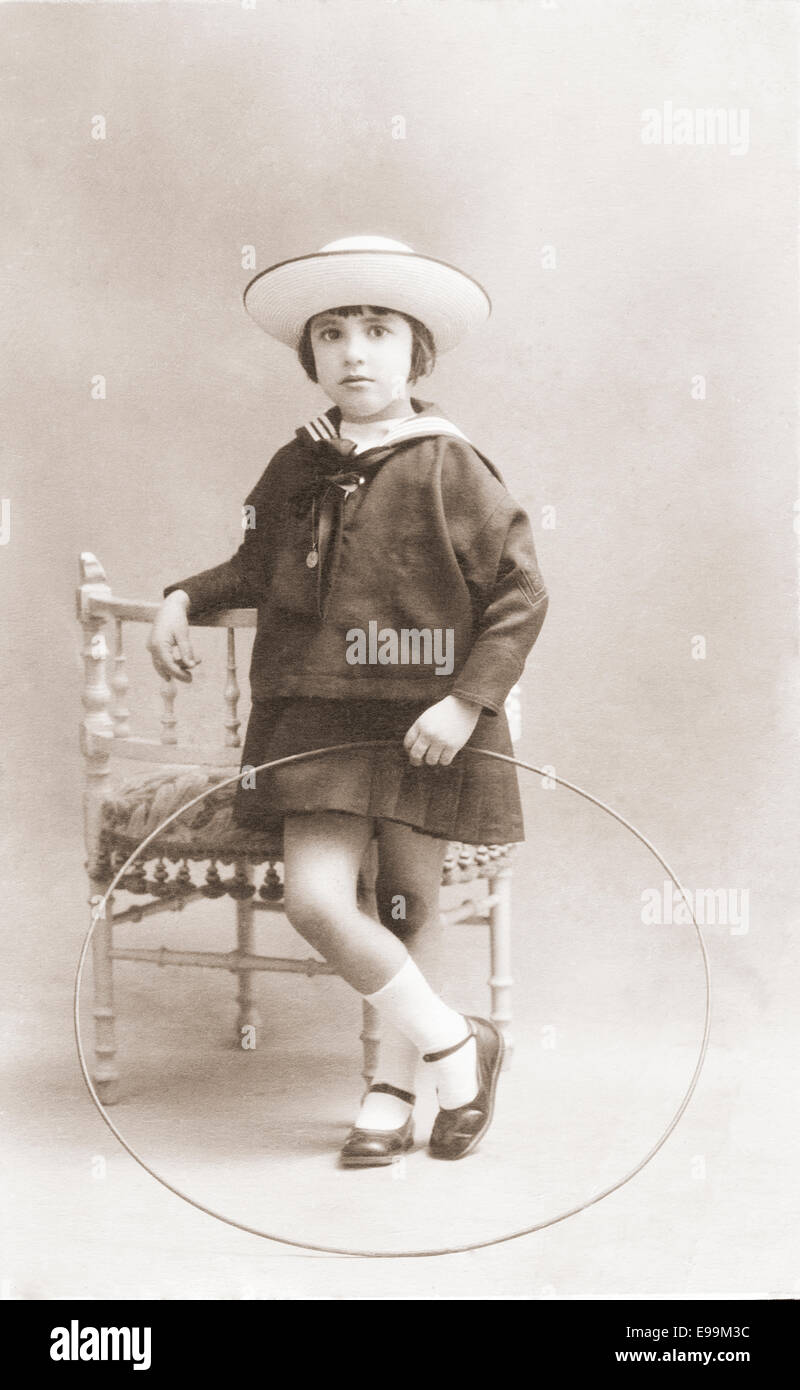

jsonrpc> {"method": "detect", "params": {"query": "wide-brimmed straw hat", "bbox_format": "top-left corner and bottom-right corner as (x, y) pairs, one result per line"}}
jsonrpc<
(243, 235), (491, 354)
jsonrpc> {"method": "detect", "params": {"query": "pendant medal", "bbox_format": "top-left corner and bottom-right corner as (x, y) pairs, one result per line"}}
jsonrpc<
(306, 548), (318, 569)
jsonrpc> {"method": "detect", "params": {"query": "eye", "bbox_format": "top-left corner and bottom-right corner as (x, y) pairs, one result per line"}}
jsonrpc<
(368, 325), (388, 337)
(319, 327), (340, 341)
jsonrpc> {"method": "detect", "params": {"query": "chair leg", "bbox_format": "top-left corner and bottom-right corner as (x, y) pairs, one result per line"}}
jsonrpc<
(234, 877), (261, 1048)
(90, 883), (120, 1105)
(360, 1000), (381, 1090)
(488, 867), (513, 1071)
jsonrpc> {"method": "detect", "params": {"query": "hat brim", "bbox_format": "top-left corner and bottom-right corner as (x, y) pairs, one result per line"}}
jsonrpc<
(243, 249), (491, 355)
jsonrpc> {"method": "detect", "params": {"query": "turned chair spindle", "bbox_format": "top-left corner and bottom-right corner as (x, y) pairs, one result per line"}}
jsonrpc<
(223, 628), (241, 748)
(111, 618), (131, 738)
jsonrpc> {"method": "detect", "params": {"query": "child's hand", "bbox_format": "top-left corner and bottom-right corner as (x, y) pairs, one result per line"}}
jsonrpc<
(403, 695), (482, 767)
(147, 591), (201, 684)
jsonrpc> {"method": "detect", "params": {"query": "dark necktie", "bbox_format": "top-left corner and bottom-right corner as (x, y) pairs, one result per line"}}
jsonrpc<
(293, 437), (388, 604)
(324, 437), (358, 458)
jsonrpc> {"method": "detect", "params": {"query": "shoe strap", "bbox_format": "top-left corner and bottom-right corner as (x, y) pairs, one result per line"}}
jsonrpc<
(422, 1020), (475, 1064)
(368, 1082), (416, 1105)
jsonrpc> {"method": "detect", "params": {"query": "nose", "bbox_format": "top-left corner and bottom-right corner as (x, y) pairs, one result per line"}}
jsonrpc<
(343, 331), (367, 366)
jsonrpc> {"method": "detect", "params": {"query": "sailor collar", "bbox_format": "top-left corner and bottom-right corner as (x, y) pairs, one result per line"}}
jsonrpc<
(295, 398), (471, 454)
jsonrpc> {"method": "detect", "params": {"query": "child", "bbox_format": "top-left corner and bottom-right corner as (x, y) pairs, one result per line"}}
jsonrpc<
(149, 235), (549, 1166)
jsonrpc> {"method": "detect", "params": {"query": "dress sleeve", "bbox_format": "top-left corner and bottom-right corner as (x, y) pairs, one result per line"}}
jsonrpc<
(163, 544), (255, 616)
(162, 457), (281, 616)
(450, 495), (549, 715)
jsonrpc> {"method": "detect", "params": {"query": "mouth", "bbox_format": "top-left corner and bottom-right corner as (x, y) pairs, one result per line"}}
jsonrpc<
(340, 376), (373, 385)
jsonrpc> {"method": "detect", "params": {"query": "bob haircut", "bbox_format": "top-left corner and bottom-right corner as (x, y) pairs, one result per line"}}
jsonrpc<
(297, 304), (436, 386)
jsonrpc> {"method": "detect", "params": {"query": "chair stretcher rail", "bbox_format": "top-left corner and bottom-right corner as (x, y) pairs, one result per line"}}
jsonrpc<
(109, 945), (335, 976)
(85, 594), (257, 627)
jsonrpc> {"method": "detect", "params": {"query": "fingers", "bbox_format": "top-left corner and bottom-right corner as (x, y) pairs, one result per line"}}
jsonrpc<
(406, 735), (428, 766)
(406, 735), (450, 767)
(402, 716), (458, 767)
(156, 652), (192, 683)
(147, 634), (193, 684)
(402, 720), (420, 752)
(174, 632), (199, 670)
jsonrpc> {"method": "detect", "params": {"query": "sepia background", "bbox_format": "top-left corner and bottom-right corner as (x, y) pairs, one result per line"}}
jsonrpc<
(1, 0), (797, 1296)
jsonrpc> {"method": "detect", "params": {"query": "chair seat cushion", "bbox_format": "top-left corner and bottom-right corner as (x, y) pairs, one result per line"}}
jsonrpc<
(99, 767), (515, 880)
(100, 767), (281, 864)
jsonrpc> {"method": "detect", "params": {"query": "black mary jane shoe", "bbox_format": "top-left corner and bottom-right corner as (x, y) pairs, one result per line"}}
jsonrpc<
(338, 1083), (416, 1168)
(424, 1016), (504, 1161)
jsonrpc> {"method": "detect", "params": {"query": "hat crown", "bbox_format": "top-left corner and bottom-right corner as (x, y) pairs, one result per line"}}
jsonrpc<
(244, 237), (489, 354)
(319, 236), (415, 254)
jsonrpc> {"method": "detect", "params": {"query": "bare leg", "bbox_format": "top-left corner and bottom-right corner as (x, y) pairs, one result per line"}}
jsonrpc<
(347, 823), (449, 1129)
(284, 812), (479, 1131)
(373, 821), (480, 1111)
(282, 811), (408, 993)
(374, 822), (448, 988)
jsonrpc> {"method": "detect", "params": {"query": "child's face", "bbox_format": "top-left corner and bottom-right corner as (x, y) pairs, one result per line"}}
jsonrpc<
(307, 308), (414, 420)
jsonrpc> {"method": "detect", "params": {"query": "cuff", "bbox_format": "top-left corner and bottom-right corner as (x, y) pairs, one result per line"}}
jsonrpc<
(162, 578), (206, 616)
(451, 645), (525, 716)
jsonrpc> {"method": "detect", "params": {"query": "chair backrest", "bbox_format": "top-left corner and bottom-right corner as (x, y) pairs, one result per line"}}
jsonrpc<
(77, 552), (256, 774)
(76, 550), (523, 777)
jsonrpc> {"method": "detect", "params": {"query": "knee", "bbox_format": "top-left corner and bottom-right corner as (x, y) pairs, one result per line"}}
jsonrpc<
(374, 879), (438, 935)
(283, 881), (352, 944)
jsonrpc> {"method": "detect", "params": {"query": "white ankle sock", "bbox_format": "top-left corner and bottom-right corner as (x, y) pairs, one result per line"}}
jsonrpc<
(355, 1023), (419, 1130)
(362, 957), (479, 1111)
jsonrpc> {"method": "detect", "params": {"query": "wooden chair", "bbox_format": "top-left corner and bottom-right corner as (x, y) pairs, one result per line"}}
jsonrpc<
(77, 552), (520, 1104)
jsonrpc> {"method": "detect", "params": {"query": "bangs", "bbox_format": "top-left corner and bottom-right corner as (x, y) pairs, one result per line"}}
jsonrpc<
(312, 305), (394, 321)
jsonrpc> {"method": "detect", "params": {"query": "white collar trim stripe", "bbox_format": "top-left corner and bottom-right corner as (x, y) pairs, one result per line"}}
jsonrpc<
(304, 414), (338, 442)
(299, 411), (470, 448)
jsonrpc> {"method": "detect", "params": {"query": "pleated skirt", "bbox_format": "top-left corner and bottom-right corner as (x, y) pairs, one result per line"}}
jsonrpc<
(232, 696), (524, 845)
